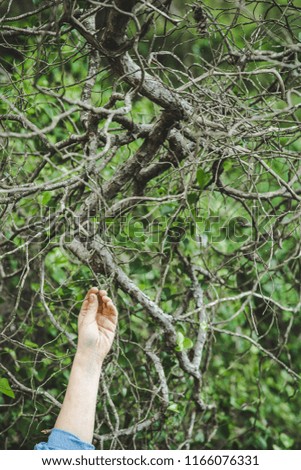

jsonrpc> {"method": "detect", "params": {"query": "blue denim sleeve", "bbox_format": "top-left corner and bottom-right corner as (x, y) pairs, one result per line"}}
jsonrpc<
(34, 428), (95, 450)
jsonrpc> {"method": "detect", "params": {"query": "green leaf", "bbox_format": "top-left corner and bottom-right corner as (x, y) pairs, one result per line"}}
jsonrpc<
(176, 331), (185, 351)
(194, 430), (205, 443)
(176, 332), (193, 351)
(183, 337), (194, 349)
(41, 191), (52, 206)
(279, 433), (294, 449)
(0, 378), (15, 398)
(223, 160), (233, 172)
(24, 339), (39, 349)
(196, 168), (211, 190)
(187, 192), (199, 205)
(167, 402), (179, 413)
(52, 267), (67, 284)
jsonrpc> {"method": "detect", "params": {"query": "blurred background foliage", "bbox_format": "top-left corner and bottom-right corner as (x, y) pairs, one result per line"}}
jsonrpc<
(0, 0), (301, 450)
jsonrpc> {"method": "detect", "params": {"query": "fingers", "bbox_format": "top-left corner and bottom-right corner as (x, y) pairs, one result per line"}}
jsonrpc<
(107, 301), (118, 319)
(89, 286), (99, 293)
(80, 287), (118, 320)
(84, 286), (101, 300)
(80, 287), (103, 317)
(84, 287), (107, 301)
(98, 289), (107, 297)
(100, 294), (118, 319)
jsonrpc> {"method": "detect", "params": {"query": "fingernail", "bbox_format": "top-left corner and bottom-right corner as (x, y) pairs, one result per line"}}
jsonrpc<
(89, 294), (96, 302)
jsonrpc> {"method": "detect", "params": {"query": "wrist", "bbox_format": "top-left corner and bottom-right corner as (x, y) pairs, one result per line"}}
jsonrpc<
(73, 350), (103, 374)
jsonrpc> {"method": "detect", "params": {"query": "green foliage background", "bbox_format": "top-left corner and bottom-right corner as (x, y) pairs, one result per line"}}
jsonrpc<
(0, 0), (301, 450)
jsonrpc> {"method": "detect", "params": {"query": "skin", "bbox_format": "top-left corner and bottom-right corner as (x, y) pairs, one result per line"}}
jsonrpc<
(54, 287), (118, 444)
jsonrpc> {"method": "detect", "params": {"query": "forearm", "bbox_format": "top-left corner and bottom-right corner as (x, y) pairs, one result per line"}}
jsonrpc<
(54, 352), (102, 444)
(52, 287), (118, 446)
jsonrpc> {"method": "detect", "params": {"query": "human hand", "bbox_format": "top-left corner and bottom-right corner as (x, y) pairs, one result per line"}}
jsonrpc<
(76, 287), (118, 367)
